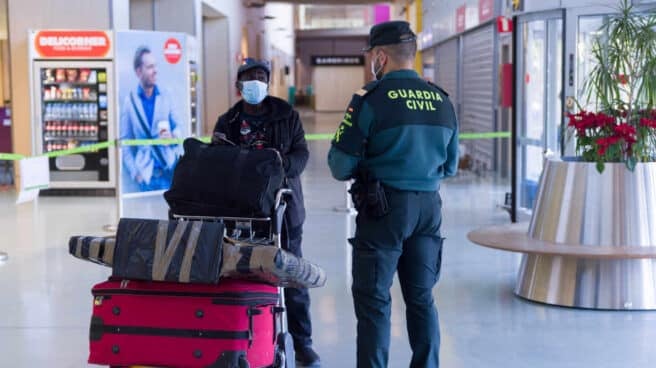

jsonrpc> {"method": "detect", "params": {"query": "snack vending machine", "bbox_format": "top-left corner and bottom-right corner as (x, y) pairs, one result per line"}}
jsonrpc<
(30, 30), (116, 191)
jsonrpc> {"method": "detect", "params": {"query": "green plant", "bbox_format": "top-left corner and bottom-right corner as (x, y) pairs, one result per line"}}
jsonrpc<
(573, 0), (656, 172)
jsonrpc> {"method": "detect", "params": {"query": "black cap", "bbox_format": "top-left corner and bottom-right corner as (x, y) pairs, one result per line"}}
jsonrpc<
(237, 58), (271, 79)
(363, 21), (417, 52)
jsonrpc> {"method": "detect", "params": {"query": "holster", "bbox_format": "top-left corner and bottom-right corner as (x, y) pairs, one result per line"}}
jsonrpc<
(349, 169), (390, 218)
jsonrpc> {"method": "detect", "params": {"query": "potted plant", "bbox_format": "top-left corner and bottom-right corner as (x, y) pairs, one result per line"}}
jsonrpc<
(568, 0), (656, 173)
(512, 1), (656, 311)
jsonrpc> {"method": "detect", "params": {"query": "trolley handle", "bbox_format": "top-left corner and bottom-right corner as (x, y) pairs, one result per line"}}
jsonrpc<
(274, 188), (293, 210)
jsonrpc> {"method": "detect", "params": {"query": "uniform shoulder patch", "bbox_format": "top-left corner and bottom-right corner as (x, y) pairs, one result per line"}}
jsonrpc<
(355, 81), (378, 97)
(358, 80), (380, 96)
(354, 80), (380, 97)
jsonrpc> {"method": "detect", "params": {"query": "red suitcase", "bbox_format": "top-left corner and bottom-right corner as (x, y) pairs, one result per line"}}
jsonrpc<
(89, 278), (282, 368)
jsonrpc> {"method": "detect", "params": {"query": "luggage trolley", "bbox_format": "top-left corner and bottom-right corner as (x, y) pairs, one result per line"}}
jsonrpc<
(168, 188), (296, 368)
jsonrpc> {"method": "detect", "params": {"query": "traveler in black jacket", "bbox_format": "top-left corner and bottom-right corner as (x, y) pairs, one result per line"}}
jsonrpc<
(212, 58), (319, 367)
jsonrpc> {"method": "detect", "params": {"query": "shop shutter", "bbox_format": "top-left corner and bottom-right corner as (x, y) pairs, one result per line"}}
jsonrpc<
(461, 24), (495, 170)
(435, 38), (459, 114)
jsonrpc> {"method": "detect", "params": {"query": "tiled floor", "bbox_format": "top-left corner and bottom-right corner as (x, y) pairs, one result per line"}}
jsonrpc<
(1, 111), (655, 367)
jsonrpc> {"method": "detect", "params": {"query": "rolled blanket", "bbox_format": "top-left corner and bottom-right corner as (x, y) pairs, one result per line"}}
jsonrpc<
(68, 236), (115, 267)
(221, 238), (327, 289)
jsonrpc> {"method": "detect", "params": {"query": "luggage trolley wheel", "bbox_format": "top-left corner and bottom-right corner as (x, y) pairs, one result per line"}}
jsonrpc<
(274, 332), (296, 368)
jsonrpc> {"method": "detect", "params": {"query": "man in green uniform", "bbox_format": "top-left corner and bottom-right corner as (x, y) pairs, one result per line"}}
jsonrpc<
(327, 21), (459, 368)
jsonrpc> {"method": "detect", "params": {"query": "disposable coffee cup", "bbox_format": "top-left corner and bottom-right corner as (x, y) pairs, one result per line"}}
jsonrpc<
(157, 120), (171, 135)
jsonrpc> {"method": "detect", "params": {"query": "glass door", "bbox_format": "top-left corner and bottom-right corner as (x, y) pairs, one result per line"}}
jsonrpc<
(514, 12), (564, 220)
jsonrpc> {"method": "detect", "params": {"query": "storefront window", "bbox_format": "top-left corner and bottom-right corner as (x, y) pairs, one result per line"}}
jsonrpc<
(525, 21), (546, 145)
(577, 16), (607, 111)
(516, 16), (563, 214)
(577, 13), (655, 111)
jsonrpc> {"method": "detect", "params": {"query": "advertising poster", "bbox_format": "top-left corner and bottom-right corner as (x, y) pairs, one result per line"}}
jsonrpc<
(116, 31), (188, 195)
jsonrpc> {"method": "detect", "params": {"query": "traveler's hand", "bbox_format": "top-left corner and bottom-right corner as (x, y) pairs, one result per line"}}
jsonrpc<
(135, 174), (144, 184)
(268, 148), (290, 170)
(267, 148), (282, 158)
(212, 132), (236, 146)
(159, 129), (172, 139)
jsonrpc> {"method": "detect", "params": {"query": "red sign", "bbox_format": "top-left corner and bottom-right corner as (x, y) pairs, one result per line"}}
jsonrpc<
(34, 30), (111, 58)
(501, 63), (513, 108)
(456, 6), (466, 33)
(163, 38), (182, 64)
(479, 0), (494, 23)
(497, 16), (514, 33)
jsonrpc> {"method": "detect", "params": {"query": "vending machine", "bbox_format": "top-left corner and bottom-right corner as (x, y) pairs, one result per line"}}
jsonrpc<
(29, 30), (200, 195)
(29, 30), (116, 191)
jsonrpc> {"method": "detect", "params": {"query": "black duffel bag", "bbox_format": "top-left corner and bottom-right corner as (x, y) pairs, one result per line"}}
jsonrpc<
(164, 138), (285, 218)
(112, 218), (225, 284)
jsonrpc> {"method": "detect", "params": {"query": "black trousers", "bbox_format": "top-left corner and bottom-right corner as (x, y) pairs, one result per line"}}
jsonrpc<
(351, 189), (443, 368)
(282, 223), (313, 349)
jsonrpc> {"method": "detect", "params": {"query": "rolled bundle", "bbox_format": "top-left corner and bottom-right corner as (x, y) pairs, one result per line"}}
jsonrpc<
(221, 238), (327, 289)
(68, 236), (115, 268)
(69, 220), (327, 289)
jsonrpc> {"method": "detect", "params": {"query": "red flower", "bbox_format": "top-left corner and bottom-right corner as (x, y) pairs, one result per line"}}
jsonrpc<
(602, 115), (615, 127)
(596, 136), (621, 156)
(640, 117), (656, 129)
(617, 74), (629, 85)
(570, 108), (651, 164)
(597, 136), (620, 146)
(591, 113), (615, 128)
(614, 123), (637, 138)
(597, 145), (607, 156)
(568, 112), (584, 128)
(568, 111), (615, 134)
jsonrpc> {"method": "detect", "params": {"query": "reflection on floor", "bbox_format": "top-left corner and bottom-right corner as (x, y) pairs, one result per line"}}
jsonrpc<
(1, 111), (655, 368)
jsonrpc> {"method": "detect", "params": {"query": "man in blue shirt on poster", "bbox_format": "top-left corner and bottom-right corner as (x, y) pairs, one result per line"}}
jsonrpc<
(120, 45), (182, 192)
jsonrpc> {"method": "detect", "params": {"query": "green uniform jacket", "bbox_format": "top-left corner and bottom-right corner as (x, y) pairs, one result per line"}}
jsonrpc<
(327, 69), (459, 191)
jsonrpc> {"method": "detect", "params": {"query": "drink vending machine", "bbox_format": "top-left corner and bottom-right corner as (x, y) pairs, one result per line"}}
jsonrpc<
(30, 30), (116, 191)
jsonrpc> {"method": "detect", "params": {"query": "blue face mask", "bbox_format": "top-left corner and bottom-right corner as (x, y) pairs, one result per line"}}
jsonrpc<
(240, 80), (268, 105)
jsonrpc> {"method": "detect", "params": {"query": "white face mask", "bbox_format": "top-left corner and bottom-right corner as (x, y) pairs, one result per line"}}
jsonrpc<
(240, 80), (268, 105)
(370, 53), (384, 80)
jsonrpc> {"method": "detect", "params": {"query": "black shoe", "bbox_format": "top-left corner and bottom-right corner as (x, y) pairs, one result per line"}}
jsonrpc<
(295, 346), (321, 367)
